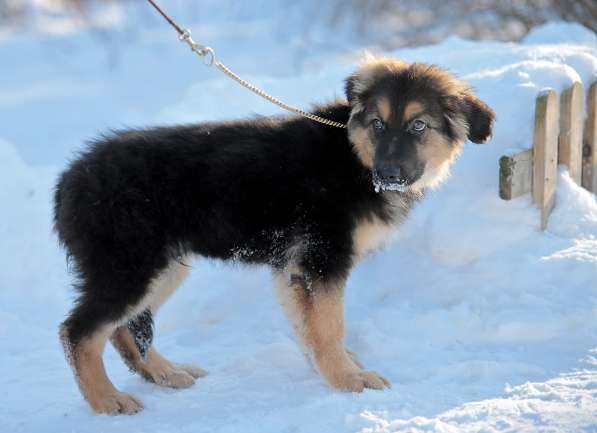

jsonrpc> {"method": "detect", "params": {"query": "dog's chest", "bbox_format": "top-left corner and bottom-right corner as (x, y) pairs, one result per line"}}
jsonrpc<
(351, 216), (395, 261)
(350, 194), (414, 261)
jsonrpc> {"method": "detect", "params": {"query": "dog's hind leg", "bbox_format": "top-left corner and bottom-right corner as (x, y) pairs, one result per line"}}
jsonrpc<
(110, 257), (207, 389)
(60, 294), (145, 415)
(274, 270), (390, 392)
(110, 324), (206, 389)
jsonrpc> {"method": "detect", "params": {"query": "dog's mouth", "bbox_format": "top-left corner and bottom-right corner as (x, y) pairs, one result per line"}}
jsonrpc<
(372, 170), (414, 193)
(374, 180), (409, 193)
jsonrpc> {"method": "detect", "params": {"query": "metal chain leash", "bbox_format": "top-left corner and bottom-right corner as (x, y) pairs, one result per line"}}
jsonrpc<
(146, 0), (347, 129)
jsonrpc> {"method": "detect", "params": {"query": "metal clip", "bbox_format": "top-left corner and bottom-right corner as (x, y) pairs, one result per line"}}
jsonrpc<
(179, 28), (215, 66)
(192, 44), (215, 66)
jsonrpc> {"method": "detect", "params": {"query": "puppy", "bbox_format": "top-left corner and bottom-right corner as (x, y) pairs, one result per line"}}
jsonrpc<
(54, 57), (494, 414)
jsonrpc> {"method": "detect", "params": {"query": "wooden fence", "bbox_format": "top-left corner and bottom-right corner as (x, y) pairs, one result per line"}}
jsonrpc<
(499, 80), (597, 229)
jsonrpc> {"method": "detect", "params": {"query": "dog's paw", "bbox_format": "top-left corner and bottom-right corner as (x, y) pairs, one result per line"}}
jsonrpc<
(150, 366), (197, 389)
(331, 370), (391, 392)
(175, 363), (208, 379)
(90, 392), (143, 415)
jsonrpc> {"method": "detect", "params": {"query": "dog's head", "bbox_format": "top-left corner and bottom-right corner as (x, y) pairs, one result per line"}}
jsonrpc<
(345, 57), (494, 193)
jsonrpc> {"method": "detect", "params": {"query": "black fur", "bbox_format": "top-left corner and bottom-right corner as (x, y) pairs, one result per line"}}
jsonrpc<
(460, 94), (495, 143)
(127, 309), (153, 360)
(54, 102), (397, 347)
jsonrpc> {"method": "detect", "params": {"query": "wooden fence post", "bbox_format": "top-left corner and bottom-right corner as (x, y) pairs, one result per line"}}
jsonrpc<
(533, 89), (558, 230)
(559, 82), (583, 184)
(499, 150), (533, 200)
(582, 81), (597, 193)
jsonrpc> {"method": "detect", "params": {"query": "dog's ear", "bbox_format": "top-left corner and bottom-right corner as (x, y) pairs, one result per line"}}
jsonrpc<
(460, 92), (495, 144)
(345, 73), (359, 106)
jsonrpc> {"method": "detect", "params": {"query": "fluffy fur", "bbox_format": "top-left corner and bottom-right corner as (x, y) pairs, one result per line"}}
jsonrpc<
(54, 57), (494, 414)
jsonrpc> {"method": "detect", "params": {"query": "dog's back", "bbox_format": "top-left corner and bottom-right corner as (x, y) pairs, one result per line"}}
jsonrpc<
(54, 104), (382, 294)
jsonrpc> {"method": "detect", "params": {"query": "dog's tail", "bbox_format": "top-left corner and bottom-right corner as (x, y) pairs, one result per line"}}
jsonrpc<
(53, 171), (71, 249)
(53, 175), (63, 235)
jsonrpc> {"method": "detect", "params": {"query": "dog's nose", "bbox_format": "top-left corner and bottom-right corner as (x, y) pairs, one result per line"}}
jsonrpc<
(376, 162), (405, 183)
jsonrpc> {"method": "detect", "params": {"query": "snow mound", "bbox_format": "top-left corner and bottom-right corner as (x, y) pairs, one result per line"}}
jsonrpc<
(523, 21), (597, 46)
(360, 366), (597, 433)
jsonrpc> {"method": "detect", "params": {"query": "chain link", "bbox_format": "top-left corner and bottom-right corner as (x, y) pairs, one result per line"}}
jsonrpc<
(214, 62), (347, 128)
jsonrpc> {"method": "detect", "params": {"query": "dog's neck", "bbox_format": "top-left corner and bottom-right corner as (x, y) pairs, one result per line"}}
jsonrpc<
(383, 189), (422, 225)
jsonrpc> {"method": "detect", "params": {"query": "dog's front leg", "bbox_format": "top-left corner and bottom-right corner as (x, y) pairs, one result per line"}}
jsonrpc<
(274, 272), (390, 392)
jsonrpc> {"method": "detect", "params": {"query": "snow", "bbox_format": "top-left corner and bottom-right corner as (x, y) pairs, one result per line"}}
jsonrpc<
(361, 367), (597, 432)
(0, 2), (596, 431)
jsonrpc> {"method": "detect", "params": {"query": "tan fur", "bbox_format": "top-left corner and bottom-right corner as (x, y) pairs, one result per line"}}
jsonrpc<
(304, 284), (389, 391)
(351, 193), (415, 263)
(351, 215), (393, 262)
(110, 327), (206, 389)
(419, 130), (455, 164)
(144, 255), (192, 313)
(273, 271), (390, 391)
(403, 101), (424, 123)
(377, 96), (392, 123)
(273, 270), (308, 341)
(347, 124), (375, 169)
(445, 112), (470, 142)
(411, 129), (463, 192)
(64, 324), (143, 414)
(99, 256), (192, 334)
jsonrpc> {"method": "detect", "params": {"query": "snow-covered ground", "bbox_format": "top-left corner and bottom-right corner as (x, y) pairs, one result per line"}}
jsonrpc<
(1, 2), (596, 432)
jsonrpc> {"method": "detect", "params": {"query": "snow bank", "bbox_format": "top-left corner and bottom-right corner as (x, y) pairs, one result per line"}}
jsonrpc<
(524, 21), (597, 46)
(360, 367), (597, 432)
(0, 11), (596, 433)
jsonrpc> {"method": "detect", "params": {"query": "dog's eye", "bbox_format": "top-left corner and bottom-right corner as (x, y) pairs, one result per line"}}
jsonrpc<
(411, 119), (427, 133)
(372, 118), (385, 131)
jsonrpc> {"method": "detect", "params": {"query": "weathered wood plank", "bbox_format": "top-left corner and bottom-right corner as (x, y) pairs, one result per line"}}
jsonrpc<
(582, 81), (597, 193)
(532, 89), (558, 230)
(558, 82), (583, 184)
(499, 149), (533, 200)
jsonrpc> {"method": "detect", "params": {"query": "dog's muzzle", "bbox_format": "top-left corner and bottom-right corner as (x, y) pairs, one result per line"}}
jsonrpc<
(372, 162), (423, 193)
